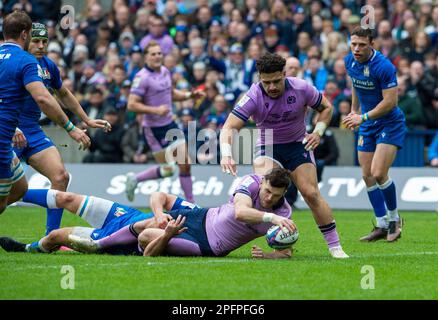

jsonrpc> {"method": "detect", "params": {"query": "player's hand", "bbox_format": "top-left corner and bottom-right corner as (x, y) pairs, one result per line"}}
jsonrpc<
(12, 129), (27, 149)
(155, 105), (170, 116)
(220, 156), (237, 176)
(343, 113), (363, 130)
(271, 216), (297, 233)
(155, 213), (172, 229)
(302, 132), (320, 152)
(191, 88), (206, 100)
(68, 127), (91, 150)
(251, 245), (265, 259)
(164, 215), (187, 236)
(86, 119), (112, 132)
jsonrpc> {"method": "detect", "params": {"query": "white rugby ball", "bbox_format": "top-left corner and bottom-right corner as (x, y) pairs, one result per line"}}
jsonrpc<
(266, 225), (299, 249)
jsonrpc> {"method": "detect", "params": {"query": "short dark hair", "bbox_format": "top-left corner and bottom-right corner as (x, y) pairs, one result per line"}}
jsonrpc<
(256, 53), (286, 74)
(350, 27), (374, 42)
(264, 168), (291, 190)
(3, 11), (32, 40)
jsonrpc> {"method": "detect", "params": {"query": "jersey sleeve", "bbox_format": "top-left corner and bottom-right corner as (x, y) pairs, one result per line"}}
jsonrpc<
(48, 59), (62, 90)
(21, 55), (42, 87)
(377, 61), (397, 90)
(130, 73), (147, 97)
(304, 81), (323, 110)
(233, 175), (259, 199)
(231, 93), (257, 123)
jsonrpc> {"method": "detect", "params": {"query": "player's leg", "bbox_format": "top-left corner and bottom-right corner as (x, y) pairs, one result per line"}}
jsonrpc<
(291, 163), (348, 258)
(172, 140), (194, 203)
(4, 156), (28, 206)
(27, 146), (70, 235)
(253, 156), (281, 175)
(371, 143), (402, 242)
(0, 227), (75, 253)
(358, 150), (388, 241)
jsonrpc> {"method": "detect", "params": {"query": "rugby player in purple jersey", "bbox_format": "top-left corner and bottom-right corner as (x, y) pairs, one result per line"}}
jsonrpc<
(138, 168), (297, 259)
(124, 41), (204, 203)
(219, 53), (349, 258)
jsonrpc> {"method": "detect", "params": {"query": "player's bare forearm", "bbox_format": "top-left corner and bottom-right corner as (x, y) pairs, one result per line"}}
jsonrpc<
(366, 87), (398, 120)
(315, 95), (333, 126)
(57, 86), (90, 123)
(234, 194), (265, 224)
(351, 87), (360, 114)
(172, 88), (190, 101)
(127, 95), (158, 114)
(143, 233), (172, 256)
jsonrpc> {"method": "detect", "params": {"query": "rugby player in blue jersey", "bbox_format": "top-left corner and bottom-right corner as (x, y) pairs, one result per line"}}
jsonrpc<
(0, 190), (198, 255)
(0, 11), (89, 214)
(13, 23), (111, 235)
(343, 27), (406, 242)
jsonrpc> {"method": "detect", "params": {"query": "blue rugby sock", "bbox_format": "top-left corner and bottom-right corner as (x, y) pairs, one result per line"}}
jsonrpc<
(45, 208), (64, 235)
(25, 241), (45, 253)
(378, 179), (399, 221)
(367, 184), (387, 218)
(22, 189), (49, 208)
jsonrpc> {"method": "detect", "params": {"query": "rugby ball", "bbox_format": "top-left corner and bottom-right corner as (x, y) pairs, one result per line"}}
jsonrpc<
(266, 225), (299, 249)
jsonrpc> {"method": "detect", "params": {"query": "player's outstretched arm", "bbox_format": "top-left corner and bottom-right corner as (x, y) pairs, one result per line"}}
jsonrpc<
(219, 114), (245, 176)
(25, 81), (90, 149)
(251, 245), (292, 259)
(234, 194), (297, 233)
(55, 85), (111, 132)
(141, 215), (187, 257)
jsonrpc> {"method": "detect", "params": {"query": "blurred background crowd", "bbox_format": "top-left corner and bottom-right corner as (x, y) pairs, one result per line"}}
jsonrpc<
(1, 0), (437, 166)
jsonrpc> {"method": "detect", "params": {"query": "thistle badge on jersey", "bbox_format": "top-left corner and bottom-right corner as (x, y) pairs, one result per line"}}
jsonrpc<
(364, 65), (370, 77)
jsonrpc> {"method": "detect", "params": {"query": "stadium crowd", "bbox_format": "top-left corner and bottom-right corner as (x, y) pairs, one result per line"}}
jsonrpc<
(1, 0), (437, 166)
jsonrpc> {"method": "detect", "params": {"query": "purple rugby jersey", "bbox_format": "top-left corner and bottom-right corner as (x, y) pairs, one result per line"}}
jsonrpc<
(205, 174), (291, 256)
(130, 65), (174, 128)
(232, 77), (322, 145)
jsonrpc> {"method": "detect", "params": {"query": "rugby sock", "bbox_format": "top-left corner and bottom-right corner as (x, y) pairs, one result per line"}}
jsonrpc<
(25, 240), (49, 253)
(378, 179), (399, 222)
(179, 174), (194, 203)
(97, 224), (138, 249)
(136, 166), (161, 182)
(318, 221), (340, 249)
(366, 184), (388, 228)
(22, 189), (59, 208)
(45, 208), (64, 235)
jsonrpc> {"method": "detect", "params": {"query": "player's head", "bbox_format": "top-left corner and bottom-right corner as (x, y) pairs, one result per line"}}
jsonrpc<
(144, 41), (163, 70)
(350, 27), (374, 63)
(28, 23), (48, 59)
(260, 168), (291, 208)
(256, 53), (286, 99)
(3, 11), (33, 50)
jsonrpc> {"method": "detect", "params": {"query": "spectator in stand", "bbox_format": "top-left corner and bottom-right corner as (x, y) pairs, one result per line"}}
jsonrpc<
(303, 55), (328, 92)
(83, 108), (125, 163)
(140, 14), (174, 56)
(285, 56), (302, 78)
(122, 114), (150, 164)
(397, 76), (426, 129)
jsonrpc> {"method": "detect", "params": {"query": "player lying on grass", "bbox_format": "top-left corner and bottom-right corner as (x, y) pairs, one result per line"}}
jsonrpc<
(137, 168), (301, 259)
(33, 168), (300, 259)
(0, 190), (197, 255)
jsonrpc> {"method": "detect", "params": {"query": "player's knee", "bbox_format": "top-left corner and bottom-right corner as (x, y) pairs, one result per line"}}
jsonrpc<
(160, 164), (175, 178)
(51, 170), (70, 190)
(371, 170), (387, 184)
(301, 187), (320, 205)
(46, 229), (62, 243)
(178, 163), (190, 174)
(56, 191), (75, 207)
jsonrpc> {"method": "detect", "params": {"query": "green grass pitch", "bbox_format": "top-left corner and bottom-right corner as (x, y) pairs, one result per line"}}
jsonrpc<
(0, 206), (437, 300)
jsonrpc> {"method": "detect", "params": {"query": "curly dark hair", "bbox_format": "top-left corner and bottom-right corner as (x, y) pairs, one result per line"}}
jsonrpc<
(256, 52), (286, 74)
(264, 168), (291, 189)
